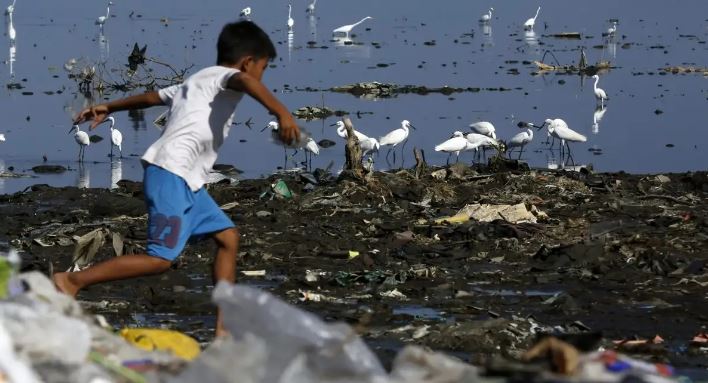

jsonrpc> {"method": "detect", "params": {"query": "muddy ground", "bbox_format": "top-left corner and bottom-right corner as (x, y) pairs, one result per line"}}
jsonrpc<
(1, 162), (707, 375)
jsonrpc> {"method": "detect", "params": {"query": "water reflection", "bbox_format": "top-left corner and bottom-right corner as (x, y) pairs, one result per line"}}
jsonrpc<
(110, 159), (122, 189)
(0, 159), (5, 192)
(592, 106), (607, 135)
(98, 30), (109, 63)
(481, 24), (493, 47)
(523, 29), (538, 47)
(77, 164), (90, 189)
(8, 41), (14, 79)
(287, 31), (293, 62)
(308, 14), (317, 39)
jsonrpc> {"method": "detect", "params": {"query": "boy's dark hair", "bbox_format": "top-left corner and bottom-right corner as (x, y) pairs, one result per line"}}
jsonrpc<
(217, 21), (277, 65)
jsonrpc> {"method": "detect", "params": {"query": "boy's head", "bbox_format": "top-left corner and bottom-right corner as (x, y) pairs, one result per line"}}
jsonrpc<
(217, 21), (276, 78)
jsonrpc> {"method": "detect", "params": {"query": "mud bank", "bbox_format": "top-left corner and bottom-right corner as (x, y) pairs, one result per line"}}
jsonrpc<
(1, 164), (707, 372)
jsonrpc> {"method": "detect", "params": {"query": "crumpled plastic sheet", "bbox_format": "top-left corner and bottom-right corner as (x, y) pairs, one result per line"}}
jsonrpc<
(72, 228), (108, 270)
(213, 282), (386, 383)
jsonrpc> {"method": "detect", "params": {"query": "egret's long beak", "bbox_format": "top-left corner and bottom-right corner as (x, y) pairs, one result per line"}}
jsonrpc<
(329, 122), (338, 127)
(409, 124), (417, 130)
(67, 126), (76, 134)
(260, 125), (270, 132)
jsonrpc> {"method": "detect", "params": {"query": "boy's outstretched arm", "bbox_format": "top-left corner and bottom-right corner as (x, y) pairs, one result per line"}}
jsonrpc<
(74, 91), (165, 130)
(227, 72), (300, 145)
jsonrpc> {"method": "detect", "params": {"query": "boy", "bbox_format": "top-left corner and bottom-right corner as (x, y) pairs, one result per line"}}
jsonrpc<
(53, 21), (298, 335)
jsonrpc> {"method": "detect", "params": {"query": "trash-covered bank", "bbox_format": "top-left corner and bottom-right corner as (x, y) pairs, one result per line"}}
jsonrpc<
(1, 162), (707, 381)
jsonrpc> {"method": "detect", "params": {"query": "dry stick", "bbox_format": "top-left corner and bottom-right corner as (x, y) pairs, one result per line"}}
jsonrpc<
(414, 147), (427, 179)
(342, 117), (365, 181)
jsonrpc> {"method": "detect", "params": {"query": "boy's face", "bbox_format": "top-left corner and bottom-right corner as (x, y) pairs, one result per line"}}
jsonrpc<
(239, 56), (269, 81)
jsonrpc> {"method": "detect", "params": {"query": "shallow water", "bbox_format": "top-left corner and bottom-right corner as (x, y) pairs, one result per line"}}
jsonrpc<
(0, 0), (706, 194)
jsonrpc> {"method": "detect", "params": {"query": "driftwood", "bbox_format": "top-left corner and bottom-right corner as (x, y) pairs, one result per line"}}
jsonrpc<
(341, 117), (365, 181)
(414, 147), (427, 179)
(533, 49), (611, 76)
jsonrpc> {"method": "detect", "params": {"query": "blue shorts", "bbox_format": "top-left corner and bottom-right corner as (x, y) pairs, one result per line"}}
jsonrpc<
(144, 164), (235, 261)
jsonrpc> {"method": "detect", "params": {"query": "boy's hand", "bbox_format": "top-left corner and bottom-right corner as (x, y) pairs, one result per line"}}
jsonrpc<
(74, 105), (110, 130)
(277, 114), (300, 145)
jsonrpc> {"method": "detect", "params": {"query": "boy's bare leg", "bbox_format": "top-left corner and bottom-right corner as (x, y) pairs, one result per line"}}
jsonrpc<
(212, 227), (239, 337)
(53, 254), (172, 297)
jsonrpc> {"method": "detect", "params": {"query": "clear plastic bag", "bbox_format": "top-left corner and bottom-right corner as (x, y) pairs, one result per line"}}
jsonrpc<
(212, 282), (385, 383)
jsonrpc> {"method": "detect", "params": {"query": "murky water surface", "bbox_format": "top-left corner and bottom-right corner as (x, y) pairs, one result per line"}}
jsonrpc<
(0, 0), (706, 193)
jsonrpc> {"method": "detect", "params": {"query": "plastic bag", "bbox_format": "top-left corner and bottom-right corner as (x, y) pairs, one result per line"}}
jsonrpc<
(212, 282), (385, 383)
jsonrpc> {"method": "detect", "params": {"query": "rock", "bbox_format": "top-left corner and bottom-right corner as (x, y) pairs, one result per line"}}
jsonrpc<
(655, 174), (671, 184)
(255, 211), (272, 218)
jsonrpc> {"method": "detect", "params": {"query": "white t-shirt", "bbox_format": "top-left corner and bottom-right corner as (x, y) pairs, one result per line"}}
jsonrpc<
(142, 66), (243, 191)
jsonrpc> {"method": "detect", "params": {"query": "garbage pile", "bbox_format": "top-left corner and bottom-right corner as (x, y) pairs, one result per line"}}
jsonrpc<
(0, 265), (688, 383)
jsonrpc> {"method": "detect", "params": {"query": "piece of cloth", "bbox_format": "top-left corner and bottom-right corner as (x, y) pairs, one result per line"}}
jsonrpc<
(142, 66), (243, 191)
(144, 164), (235, 261)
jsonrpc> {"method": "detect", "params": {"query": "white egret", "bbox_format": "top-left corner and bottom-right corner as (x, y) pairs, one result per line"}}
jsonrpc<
(469, 121), (496, 139)
(96, 1), (112, 29)
(0, 133), (5, 142)
(239, 7), (251, 19)
(101, 116), (122, 158)
(607, 21), (617, 37)
(542, 118), (586, 157)
(332, 120), (369, 141)
(304, 137), (319, 156)
(523, 6), (540, 30)
(333, 16), (372, 39)
(262, 121), (311, 168)
(68, 125), (90, 162)
(7, 10), (15, 42)
(591, 75), (608, 108)
(480, 7), (493, 23)
(507, 129), (533, 159)
(5, 0), (14, 16)
(465, 132), (497, 152)
(306, 0), (316, 14)
(379, 119), (415, 162)
(360, 137), (380, 157)
(435, 131), (470, 164)
(287, 4), (294, 30)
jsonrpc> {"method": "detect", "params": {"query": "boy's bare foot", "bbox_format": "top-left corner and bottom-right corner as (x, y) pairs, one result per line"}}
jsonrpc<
(52, 272), (80, 297)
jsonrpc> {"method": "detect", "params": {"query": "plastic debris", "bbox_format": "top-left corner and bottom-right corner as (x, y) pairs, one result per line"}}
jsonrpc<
(213, 282), (385, 382)
(434, 202), (544, 224)
(71, 228), (109, 271)
(120, 328), (201, 360)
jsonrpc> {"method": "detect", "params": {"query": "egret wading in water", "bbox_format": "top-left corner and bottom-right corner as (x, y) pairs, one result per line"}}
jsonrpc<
(7, 9), (15, 42)
(68, 124), (90, 163)
(287, 4), (294, 31)
(5, 0), (15, 16)
(507, 128), (533, 159)
(523, 6), (540, 30)
(332, 120), (369, 141)
(333, 16), (372, 39)
(469, 121), (496, 160)
(360, 137), (380, 158)
(435, 131), (470, 165)
(541, 118), (586, 163)
(262, 121), (311, 169)
(591, 75), (608, 108)
(469, 121), (496, 139)
(606, 21), (617, 37)
(480, 7), (493, 23)
(464, 132), (498, 163)
(379, 119), (415, 164)
(239, 7), (251, 19)
(0, 133), (5, 142)
(100, 116), (122, 158)
(96, 1), (112, 30)
(302, 137), (319, 169)
(306, 0), (316, 15)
